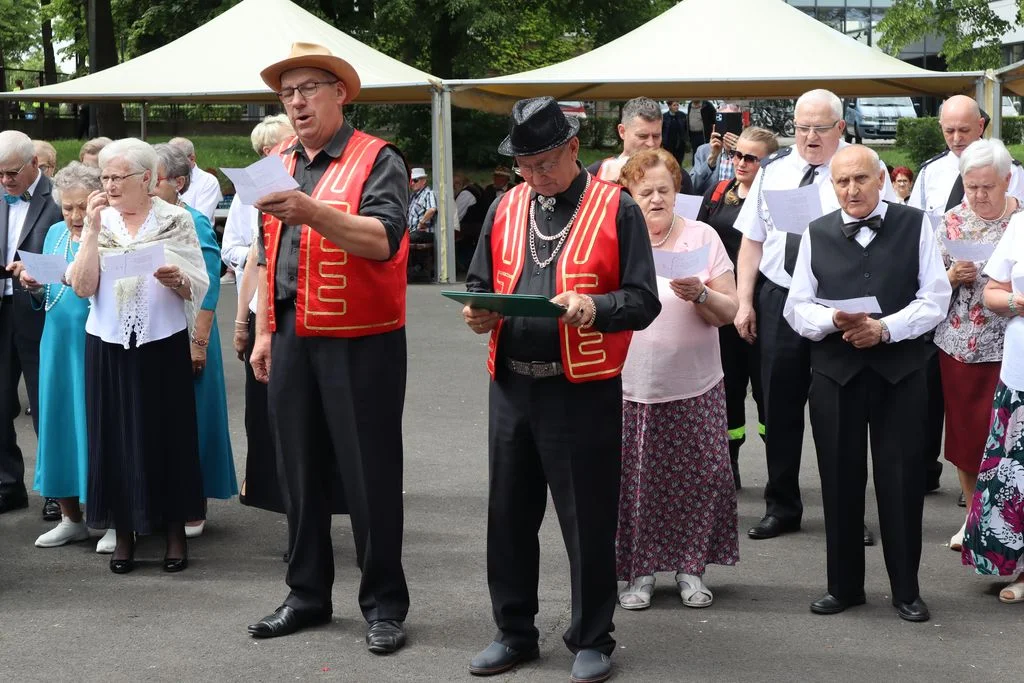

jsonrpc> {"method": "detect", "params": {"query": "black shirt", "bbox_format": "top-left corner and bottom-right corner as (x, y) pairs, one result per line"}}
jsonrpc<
(696, 178), (745, 265)
(466, 164), (661, 362)
(256, 121), (409, 302)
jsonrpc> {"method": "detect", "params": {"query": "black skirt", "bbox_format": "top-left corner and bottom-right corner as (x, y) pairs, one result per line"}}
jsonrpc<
(85, 330), (205, 533)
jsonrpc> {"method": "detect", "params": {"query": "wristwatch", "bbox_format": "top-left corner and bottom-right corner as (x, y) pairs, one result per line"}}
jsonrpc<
(696, 286), (709, 304)
(879, 320), (891, 344)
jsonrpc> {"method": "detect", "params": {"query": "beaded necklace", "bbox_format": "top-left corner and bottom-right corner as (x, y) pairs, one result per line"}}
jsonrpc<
(43, 228), (76, 312)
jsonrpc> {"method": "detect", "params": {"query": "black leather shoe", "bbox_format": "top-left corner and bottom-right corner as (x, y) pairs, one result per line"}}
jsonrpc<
(110, 545), (136, 575)
(0, 489), (28, 514)
(247, 605), (332, 638)
(810, 593), (866, 615)
(957, 492), (966, 508)
(747, 515), (800, 540)
(366, 619), (406, 654)
(469, 641), (539, 676)
(571, 649), (612, 683)
(894, 597), (930, 622)
(163, 549), (189, 573)
(863, 526), (875, 546)
(42, 497), (60, 521)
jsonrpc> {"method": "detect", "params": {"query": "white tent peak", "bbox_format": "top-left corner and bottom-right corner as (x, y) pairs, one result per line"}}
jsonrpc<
(5, 0), (438, 103)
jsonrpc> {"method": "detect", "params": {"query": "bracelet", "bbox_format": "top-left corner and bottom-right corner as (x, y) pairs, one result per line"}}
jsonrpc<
(1010, 293), (1019, 317)
(191, 336), (208, 347)
(234, 320), (249, 328)
(579, 295), (598, 329)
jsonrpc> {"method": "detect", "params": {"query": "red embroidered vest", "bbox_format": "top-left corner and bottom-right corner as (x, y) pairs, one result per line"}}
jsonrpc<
(486, 177), (631, 383)
(263, 130), (408, 338)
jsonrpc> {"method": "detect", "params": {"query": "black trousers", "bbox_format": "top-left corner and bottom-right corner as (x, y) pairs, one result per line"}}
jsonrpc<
(758, 280), (810, 522)
(809, 368), (926, 604)
(0, 297), (40, 494)
(242, 311), (286, 514)
(720, 322), (765, 454)
(923, 346), (945, 487)
(268, 305), (409, 622)
(487, 369), (622, 655)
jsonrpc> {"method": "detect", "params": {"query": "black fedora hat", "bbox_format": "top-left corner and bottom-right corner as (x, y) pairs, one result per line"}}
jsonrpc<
(498, 96), (581, 157)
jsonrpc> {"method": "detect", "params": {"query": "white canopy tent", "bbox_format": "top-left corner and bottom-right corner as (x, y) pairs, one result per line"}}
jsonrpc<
(0, 0), (462, 282)
(448, 0), (981, 112)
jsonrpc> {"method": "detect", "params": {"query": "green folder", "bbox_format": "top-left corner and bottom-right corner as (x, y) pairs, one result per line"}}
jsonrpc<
(441, 291), (567, 317)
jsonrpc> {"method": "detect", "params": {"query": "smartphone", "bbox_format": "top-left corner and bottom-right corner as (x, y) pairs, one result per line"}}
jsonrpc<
(715, 112), (743, 137)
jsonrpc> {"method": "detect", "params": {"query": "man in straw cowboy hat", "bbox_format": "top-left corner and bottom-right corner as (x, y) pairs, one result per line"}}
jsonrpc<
(462, 96), (660, 682)
(247, 42), (412, 655)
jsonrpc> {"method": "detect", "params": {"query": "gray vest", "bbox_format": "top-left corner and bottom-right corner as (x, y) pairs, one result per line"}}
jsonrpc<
(808, 202), (931, 386)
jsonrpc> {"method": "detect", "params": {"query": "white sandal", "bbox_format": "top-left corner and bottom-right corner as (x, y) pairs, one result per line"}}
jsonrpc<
(618, 575), (655, 610)
(949, 521), (966, 552)
(999, 579), (1024, 604)
(676, 572), (713, 608)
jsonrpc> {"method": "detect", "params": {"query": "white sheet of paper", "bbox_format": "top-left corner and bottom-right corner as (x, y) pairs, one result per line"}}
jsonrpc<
(16, 250), (69, 284)
(814, 296), (883, 315)
(1014, 274), (1024, 295)
(942, 237), (995, 263)
(103, 244), (166, 281)
(652, 244), (710, 280)
(221, 155), (300, 205)
(673, 194), (702, 221)
(762, 184), (823, 235)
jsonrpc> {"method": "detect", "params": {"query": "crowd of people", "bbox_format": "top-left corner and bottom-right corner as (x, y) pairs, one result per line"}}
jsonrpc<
(1, 39), (1023, 683)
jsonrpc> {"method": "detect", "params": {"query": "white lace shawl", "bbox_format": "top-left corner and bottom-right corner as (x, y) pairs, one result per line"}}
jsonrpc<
(96, 198), (210, 348)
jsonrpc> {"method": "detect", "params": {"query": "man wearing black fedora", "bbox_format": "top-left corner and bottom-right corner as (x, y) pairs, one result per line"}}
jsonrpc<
(463, 96), (660, 683)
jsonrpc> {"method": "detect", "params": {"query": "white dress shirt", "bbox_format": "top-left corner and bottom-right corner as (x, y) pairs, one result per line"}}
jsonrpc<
(909, 149), (1024, 225)
(4, 170), (42, 296)
(181, 165), (223, 222)
(784, 202), (952, 343)
(983, 215), (1024, 391)
(455, 188), (477, 221)
(735, 142), (897, 289)
(221, 194), (257, 276)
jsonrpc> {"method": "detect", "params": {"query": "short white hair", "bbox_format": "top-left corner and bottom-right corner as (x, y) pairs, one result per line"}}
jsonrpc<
(795, 89), (843, 121)
(167, 137), (195, 157)
(959, 138), (1012, 177)
(52, 161), (102, 203)
(250, 114), (294, 154)
(98, 138), (159, 192)
(0, 130), (35, 165)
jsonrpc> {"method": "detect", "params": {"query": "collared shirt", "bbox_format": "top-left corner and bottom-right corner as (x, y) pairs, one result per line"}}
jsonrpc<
(4, 170), (42, 297)
(408, 186), (437, 232)
(181, 165), (223, 223)
(909, 149), (1024, 226)
(466, 164), (661, 362)
(221, 194), (257, 276)
(734, 142), (897, 289)
(256, 121), (409, 302)
(784, 201), (951, 343)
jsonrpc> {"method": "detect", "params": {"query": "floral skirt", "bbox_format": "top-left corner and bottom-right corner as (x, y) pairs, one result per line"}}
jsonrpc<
(962, 381), (1024, 576)
(616, 381), (739, 582)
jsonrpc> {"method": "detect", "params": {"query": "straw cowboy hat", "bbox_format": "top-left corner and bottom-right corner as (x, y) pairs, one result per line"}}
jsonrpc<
(260, 42), (361, 104)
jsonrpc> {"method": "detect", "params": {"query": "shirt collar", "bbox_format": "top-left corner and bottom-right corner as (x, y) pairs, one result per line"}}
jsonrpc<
(285, 120), (353, 162)
(840, 200), (887, 225)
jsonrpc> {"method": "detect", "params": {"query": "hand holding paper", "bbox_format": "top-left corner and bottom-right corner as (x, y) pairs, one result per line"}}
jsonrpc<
(941, 237), (995, 263)
(221, 156), (300, 205)
(813, 295), (882, 315)
(16, 251), (70, 285)
(102, 244), (166, 281)
(762, 184), (823, 235)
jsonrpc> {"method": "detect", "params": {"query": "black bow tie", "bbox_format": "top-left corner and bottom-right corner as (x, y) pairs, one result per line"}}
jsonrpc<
(841, 215), (882, 238)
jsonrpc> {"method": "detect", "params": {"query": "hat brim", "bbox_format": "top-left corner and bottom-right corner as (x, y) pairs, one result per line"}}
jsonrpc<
(497, 116), (580, 157)
(260, 55), (361, 104)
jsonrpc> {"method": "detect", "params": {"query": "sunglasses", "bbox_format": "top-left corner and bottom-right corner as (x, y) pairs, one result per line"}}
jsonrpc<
(729, 150), (761, 164)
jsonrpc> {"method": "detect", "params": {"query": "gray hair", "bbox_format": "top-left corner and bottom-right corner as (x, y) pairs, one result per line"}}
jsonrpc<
(167, 137), (195, 157)
(153, 143), (192, 194)
(795, 89), (843, 121)
(33, 140), (57, 165)
(98, 138), (159, 192)
(621, 97), (662, 126)
(0, 130), (35, 165)
(250, 114), (294, 155)
(79, 136), (112, 161)
(52, 161), (102, 202)
(959, 138), (1012, 177)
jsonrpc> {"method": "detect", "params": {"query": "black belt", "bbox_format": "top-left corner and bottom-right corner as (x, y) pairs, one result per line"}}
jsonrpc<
(505, 358), (564, 378)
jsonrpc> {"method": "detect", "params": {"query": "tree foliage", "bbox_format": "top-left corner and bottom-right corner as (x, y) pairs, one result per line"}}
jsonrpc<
(0, 0), (41, 69)
(877, 0), (1022, 71)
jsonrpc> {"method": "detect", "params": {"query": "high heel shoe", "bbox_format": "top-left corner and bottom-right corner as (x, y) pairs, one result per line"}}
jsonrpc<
(109, 546), (136, 574)
(163, 547), (189, 573)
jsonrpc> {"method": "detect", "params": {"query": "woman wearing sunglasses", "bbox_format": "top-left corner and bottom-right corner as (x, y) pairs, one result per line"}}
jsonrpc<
(696, 127), (779, 489)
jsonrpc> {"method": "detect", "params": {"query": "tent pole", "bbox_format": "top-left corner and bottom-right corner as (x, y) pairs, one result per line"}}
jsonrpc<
(431, 86), (456, 283)
(140, 101), (148, 140)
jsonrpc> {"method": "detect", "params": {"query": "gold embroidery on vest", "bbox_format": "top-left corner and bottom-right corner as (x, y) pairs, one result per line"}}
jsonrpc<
(495, 185), (529, 294)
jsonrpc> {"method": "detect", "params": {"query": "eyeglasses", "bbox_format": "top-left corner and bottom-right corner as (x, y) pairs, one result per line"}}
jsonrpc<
(100, 172), (144, 185)
(38, 163), (53, 173)
(794, 120), (840, 135)
(0, 160), (30, 181)
(729, 150), (762, 164)
(276, 80), (338, 102)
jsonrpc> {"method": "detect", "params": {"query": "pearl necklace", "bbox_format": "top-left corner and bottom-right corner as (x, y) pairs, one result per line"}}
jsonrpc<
(650, 216), (676, 248)
(529, 174), (591, 269)
(43, 228), (75, 312)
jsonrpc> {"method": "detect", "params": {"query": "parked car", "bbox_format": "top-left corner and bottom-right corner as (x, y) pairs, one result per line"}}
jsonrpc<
(558, 101), (587, 119)
(1002, 96), (1020, 118)
(843, 96), (917, 142)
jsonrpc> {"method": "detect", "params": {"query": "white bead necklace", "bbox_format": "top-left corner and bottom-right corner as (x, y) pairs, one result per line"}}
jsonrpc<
(43, 228), (75, 312)
(650, 216), (676, 248)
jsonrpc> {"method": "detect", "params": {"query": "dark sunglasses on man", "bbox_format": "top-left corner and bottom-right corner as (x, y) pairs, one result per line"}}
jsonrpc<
(729, 150), (762, 164)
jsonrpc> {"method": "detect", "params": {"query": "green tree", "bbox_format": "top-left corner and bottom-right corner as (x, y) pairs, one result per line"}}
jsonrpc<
(877, 0), (1022, 71)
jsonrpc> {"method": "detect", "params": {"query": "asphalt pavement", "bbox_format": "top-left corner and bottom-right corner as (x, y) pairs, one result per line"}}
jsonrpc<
(0, 283), (1018, 682)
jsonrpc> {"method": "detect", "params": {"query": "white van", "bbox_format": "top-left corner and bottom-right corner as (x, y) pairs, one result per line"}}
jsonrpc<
(843, 97), (918, 142)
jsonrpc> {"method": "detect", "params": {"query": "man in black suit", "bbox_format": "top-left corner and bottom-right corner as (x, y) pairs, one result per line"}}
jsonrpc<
(0, 130), (62, 514)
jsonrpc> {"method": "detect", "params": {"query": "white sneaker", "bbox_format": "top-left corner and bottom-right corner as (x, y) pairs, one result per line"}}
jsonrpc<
(35, 516), (89, 548)
(185, 520), (206, 538)
(949, 521), (967, 552)
(96, 528), (117, 554)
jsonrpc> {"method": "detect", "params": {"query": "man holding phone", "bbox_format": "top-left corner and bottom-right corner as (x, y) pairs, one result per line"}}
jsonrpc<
(691, 104), (744, 195)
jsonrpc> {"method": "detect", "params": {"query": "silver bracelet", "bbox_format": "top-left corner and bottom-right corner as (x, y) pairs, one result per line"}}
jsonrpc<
(1009, 293), (1019, 317)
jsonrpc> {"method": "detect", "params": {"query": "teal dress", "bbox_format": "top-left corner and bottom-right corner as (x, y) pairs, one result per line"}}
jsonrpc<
(186, 204), (238, 499)
(33, 223), (90, 500)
